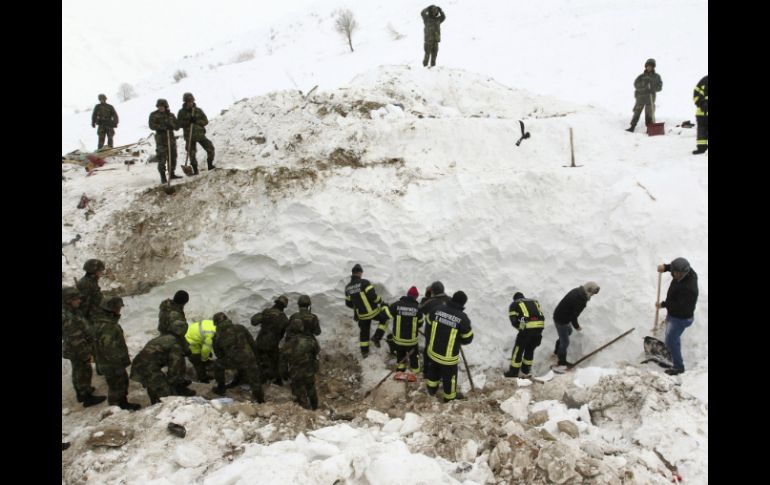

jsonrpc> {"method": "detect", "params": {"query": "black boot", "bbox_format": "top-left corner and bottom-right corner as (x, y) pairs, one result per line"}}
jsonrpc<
(207, 161), (216, 170)
(62, 442), (71, 451)
(192, 166), (199, 175)
(160, 173), (167, 184)
(82, 394), (107, 408)
(212, 384), (226, 395)
(692, 147), (707, 155)
(273, 377), (283, 386)
(119, 400), (141, 411)
(503, 368), (518, 378)
(170, 173), (182, 179)
(175, 386), (196, 397)
(625, 126), (635, 132)
(309, 394), (318, 410)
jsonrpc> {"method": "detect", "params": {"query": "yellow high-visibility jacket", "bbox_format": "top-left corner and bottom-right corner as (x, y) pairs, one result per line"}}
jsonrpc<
(185, 320), (216, 361)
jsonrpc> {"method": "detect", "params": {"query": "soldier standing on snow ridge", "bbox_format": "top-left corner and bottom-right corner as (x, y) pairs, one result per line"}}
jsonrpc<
(421, 4), (446, 67)
(91, 94), (119, 150)
(149, 98), (180, 184)
(503, 292), (545, 379)
(344, 264), (388, 358)
(626, 58), (663, 132)
(177, 92), (216, 174)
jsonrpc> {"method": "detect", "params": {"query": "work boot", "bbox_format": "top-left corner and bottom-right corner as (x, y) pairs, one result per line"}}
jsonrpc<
(82, 394), (107, 408)
(212, 385), (226, 395)
(207, 161), (216, 170)
(361, 348), (369, 359)
(372, 338), (381, 349)
(625, 126), (635, 132)
(175, 386), (196, 397)
(62, 442), (71, 451)
(273, 377), (283, 386)
(192, 166), (199, 175)
(309, 395), (318, 410)
(692, 147), (707, 155)
(170, 173), (182, 180)
(665, 367), (685, 375)
(119, 400), (141, 411)
(503, 369), (518, 378)
(252, 390), (265, 404)
(160, 173), (167, 184)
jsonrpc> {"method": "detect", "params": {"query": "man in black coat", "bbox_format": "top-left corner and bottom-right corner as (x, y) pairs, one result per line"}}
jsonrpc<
(656, 258), (698, 375)
(552, 281), (600, 371)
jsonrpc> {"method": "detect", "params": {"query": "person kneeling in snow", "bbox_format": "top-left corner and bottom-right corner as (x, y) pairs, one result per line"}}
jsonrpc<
(130, 321), (195, 405)
(503, 292), (545, 379)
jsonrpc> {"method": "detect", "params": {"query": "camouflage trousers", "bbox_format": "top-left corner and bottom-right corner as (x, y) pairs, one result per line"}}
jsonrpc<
(97, 125), (115, 149)
(184, 134), (215, 169)
(101, 366), (129, 405)
(155, 131), (178, 176)
(69, 357), (94, 398)
(423, 41), (439, 66)
(214, 361), (264, 402)
(257, 347), (281, 382)
(140, 373), (173, 404)
(289, 369), (318, 410)
(630, 98), (654, 128)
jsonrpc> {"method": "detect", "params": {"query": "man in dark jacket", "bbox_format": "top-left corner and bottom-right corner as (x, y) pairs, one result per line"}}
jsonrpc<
(656, 258), (698, 375)
(424, 291), (473, 402)
(345, 264), (388, 358)
(626, 58), (663, 132)
(388, 286), (422, 376)
(504, 292), (545, 379)
(421, 5), (446, 67)
(692, 76), (708, 154)
(91, 94), (119, 149)
(553, 282), (600, 372)
(251, 295), (290, 385)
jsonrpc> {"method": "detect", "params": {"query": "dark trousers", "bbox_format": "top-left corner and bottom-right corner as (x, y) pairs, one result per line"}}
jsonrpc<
(358, 319), (372, 354)
(423, 41), (439, 66)
(395, 344), (419, 373)
(507, 329), (543, 376)
(424, 358), (458, 401)
(554, 322), (573, 365)
(189, 353), (210, 381)
(630, 98), (654, 128)
(696, 114), (708, 150)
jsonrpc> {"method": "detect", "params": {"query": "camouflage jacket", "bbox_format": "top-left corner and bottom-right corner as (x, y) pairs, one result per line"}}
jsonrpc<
(62, 305), (93, 361)
(92, 103), (119, 128)
(149, 110), (178, 133)
(252, 306), (289, 350)
(177, 104), (209, 139)
(284, 334), (319, 374)
(288, 308), (321, 337)
(421, 6), (446, 42)
(129, 334), (188, 385)
(213, 318), (259, 368)
(91, 306), (130, 370)
(633, 71), (663, 100)
(158, 299), (187, 335)
(77, 274), (102, 321)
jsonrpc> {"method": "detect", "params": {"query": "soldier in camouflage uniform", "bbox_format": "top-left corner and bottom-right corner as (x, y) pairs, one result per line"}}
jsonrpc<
(91, 94), (119, 149)
(148, 98), (180, 184)
(251, 295), (290, 386)
(62, 287), (106, 407)
(212, 312), (264, 403)
(177, 93), (216, 174)
(77, 259), (105, 322)
(158, 290), (189, 335)
(281, 314), (320, 410)
(130, 320), (196, 404)
(288, 295), (321, 337)
(626, 58), (663, 132)
(421, 5), (446, 67)
(91, 297), (141, 410)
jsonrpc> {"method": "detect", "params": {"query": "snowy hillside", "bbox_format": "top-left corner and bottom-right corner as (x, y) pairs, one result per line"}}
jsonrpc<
(62, 1), (708, 484)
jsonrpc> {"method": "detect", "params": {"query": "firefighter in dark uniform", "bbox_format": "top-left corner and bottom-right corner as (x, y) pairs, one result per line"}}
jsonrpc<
(692, 75), (708, 154)
(344, 264), (388, 358)
(388, 286), (422, 375)
(418, 281), (451, 376)
(424, 291), (473, 402)
(503, 292), (545, 378)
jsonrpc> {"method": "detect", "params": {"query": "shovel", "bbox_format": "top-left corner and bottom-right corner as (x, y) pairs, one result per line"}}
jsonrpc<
(181, 121), (194, 176)
(514, 120), (530, 146)
(163, 130), (175, 195)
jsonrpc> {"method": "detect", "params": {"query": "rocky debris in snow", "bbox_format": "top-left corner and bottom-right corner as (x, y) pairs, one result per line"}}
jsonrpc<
(527, 409), (549, 426)
(557, 420), (580, 438)
(87, 425), (131, 447)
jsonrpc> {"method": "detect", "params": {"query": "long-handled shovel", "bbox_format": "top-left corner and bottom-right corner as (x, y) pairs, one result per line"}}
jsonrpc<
(653, 270), (663, 336)
(181, 121), (194, 176)
(163, 130), (175, 195)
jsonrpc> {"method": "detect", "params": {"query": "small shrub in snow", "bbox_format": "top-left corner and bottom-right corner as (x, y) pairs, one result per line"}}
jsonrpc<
(116, 83), (136, 102)
(173, 69), (188, 83)
(386, 23), (405, 40)
(233, 49), (256, 63)
(334, 9), (358, 52)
